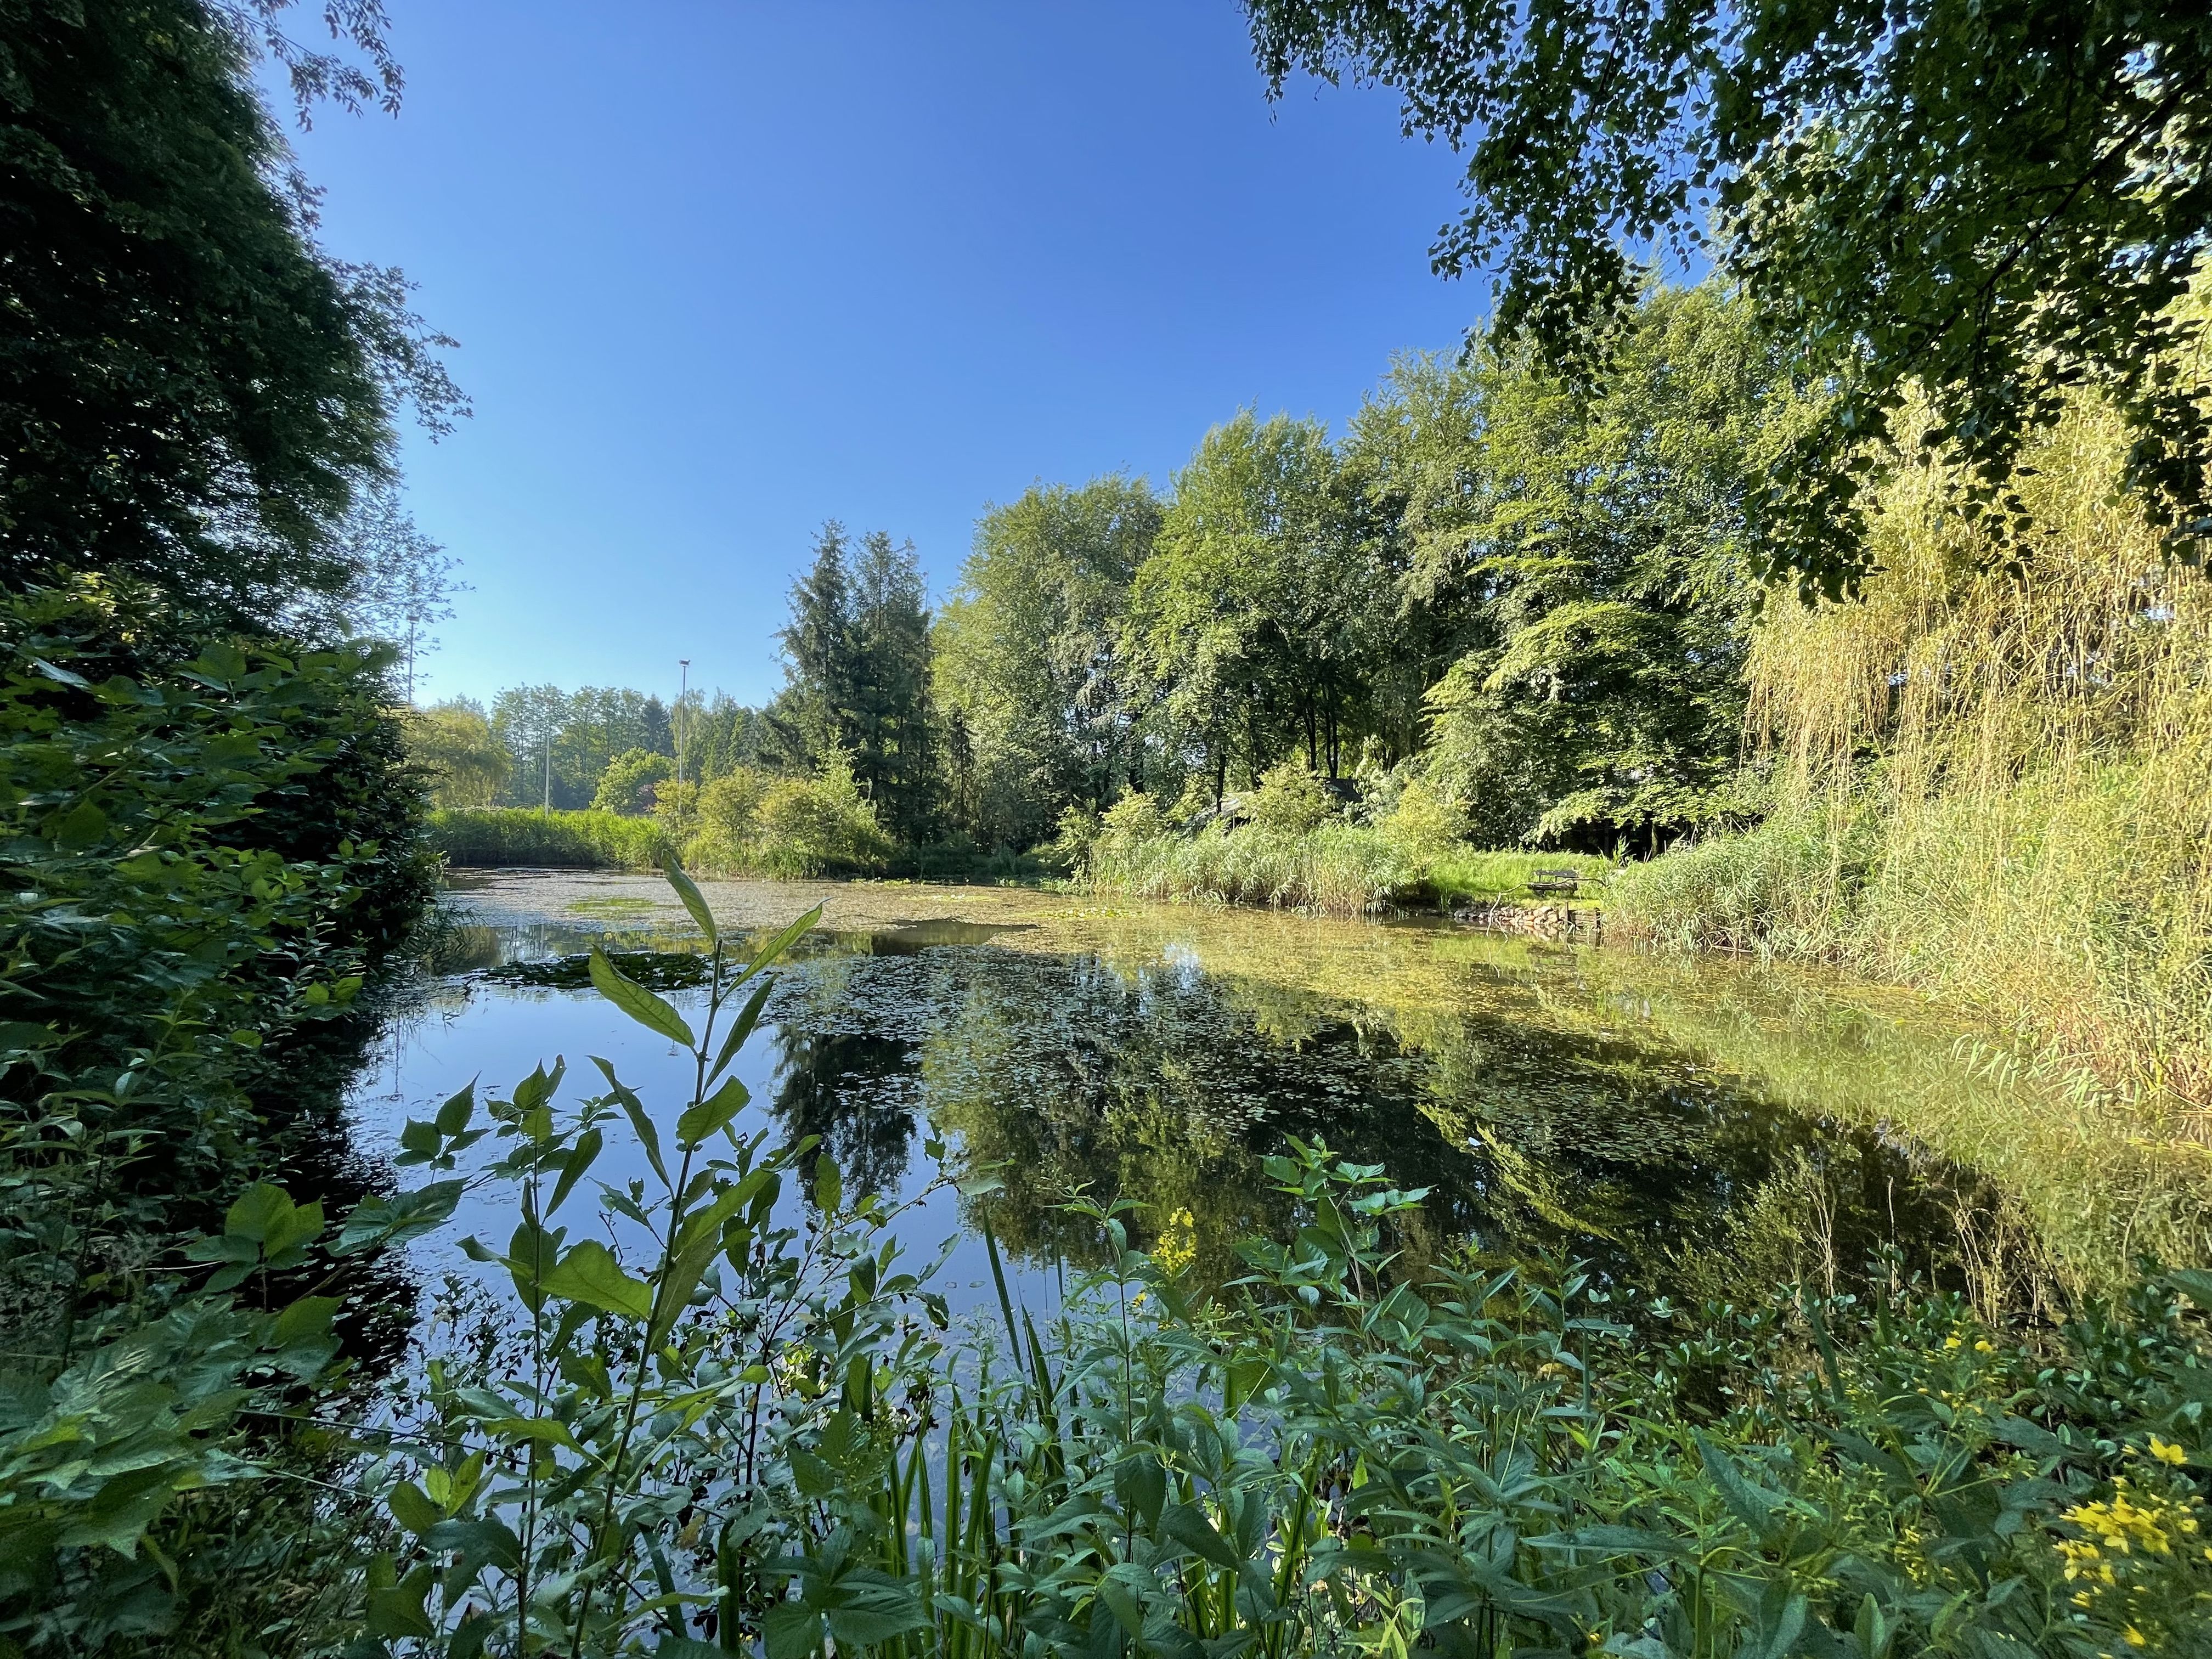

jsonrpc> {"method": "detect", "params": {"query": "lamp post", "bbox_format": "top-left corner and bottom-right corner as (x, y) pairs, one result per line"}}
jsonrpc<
(677, 659), (691, 785)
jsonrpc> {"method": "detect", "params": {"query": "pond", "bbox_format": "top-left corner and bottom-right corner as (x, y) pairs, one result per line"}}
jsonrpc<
(351, 869), (2212, 1327)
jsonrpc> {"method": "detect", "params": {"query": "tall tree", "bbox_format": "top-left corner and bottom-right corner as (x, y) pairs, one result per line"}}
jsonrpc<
(935, 477), (1158, 845)
(1246, 0), (2212, 594)
(0, 0), (462, 618)
(1127, 413), (1384, 798)
(1348, 287), (1782, 847)
(769, 522), (859, 765)
(848, 530), (935, 842)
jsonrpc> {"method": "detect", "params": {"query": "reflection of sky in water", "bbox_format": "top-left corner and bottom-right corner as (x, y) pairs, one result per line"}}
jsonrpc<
(350, 983), (1060, 1324)
(346, 872), (2059, 1327)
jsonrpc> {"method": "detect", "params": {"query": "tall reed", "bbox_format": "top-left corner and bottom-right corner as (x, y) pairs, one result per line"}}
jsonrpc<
(1615, 384), (2212, 1124)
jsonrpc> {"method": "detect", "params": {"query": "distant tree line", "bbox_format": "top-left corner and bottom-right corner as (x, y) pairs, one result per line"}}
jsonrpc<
(419, 286), (1782, 856)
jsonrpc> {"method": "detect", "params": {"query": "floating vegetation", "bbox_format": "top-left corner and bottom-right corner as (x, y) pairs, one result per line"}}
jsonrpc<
(476, 949), (711, 990)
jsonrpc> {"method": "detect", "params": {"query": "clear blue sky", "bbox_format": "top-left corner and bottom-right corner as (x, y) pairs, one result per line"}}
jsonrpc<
(281, 2), (1482, 710)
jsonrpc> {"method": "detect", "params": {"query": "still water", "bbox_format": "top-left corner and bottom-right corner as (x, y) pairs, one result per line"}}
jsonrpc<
(350, 870), (2212, 1321)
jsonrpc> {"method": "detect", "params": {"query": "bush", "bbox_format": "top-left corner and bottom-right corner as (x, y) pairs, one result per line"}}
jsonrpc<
(589, 747), (674, 815)
(750, 755), (894, 877)
(1245, 756), (1334, 831)
(427, 807), (673, 868)
(1, 585), (436, 1645)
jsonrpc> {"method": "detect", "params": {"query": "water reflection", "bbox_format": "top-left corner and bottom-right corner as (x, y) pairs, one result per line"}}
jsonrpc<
(340, 871), (2158, 1322)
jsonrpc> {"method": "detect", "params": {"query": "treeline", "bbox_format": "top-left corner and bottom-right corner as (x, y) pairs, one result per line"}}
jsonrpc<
(422, 286), (1775, 870)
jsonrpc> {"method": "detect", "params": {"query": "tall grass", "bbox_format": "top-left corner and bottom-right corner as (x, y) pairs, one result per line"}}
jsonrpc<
(1613, 386), (2212, 1122)
(428, 806), (673, 868)
(1086, 825), (1613, 915)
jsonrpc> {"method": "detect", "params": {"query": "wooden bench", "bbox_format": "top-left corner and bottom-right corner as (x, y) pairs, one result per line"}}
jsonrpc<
(1526, 867), (1584, 895)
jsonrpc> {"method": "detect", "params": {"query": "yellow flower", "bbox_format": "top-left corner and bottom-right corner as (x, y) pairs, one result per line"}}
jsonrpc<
(1974, 1339), (1995, 1353)
(2124, 1627), (2147, 1648)
(2150, 1436), (2188, 1466)
(1150, 1207), (1197, 1277)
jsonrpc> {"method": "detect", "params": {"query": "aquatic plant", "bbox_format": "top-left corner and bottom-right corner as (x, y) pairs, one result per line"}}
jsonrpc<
(359, 868), (2212, 1658)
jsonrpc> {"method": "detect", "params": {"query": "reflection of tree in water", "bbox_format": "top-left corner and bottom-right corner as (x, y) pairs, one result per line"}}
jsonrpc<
(757, 943), (2023, 1309)
(768, 1029), (921, 1200)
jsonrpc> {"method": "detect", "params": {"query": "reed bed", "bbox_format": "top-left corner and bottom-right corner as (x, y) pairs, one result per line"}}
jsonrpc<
(428, 805), (674, 868)
(1614, 391), (2212, 1125)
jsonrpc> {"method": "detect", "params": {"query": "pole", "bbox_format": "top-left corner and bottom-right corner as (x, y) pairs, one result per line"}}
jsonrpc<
(677, 659), (691, 785)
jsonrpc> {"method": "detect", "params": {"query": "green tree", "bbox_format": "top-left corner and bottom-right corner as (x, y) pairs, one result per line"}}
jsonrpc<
(848, 530), (935, 842)
(935, 476), (1159, 847)
(407, 698), (508, 808)
(0, 0), (462, 618)
(768, 522), (859, 765)
(1127, 412), (1385, 802)
(590, 747), (674, 815)
(1246, 0), (2212, 592)
(1348, 287), (1780, 847)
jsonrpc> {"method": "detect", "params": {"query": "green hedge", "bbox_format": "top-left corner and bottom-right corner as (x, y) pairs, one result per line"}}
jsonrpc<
(428, 807), (673, 869)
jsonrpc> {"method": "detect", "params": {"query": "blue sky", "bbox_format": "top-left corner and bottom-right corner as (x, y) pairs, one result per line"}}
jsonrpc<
(281, 2), (1482, 709)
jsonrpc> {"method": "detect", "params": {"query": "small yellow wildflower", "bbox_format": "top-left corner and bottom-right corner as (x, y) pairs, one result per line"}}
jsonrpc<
(2149, 1436), (2188, 1466)
(1151, 1207), (1197, 1277)
(1974, 1339), (1994, 1353)
(2124, 1627), (2148, 1648)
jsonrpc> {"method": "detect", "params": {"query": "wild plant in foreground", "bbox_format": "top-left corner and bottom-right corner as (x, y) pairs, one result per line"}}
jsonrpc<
(348, 865), (2212, 1659)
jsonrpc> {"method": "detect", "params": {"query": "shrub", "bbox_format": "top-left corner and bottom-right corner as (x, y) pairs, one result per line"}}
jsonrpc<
(1246, 755), (1333, 831)
(589, 747), (673, 815)
(751, 757), (894, 877)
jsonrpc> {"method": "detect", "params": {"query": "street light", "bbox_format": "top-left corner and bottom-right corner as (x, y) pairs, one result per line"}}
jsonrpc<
(677, 659), (691, 785)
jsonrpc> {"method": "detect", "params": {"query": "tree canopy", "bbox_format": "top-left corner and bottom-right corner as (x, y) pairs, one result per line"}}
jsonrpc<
(1244, 0), (2212, 594)
(0, 0), (463, 621)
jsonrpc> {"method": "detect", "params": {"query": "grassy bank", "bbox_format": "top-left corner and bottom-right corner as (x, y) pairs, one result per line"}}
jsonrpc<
(430, 806), (674, 868)
(1608, 394), (2212, 1122)
(1085, 821), (1613, 915)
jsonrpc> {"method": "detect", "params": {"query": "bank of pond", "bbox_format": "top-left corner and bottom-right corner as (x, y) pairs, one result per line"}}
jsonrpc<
(11, 867), (2212, 1656)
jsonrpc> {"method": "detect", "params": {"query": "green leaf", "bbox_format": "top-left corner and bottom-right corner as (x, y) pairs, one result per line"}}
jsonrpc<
(261, 1197), (324, 1265)
(709, 976), (776, 1083)
(224, 1183), (293, 1243)
(814, 1154), (842, 1215)
(762, 1599), (821, 1659)
(677, 1076), (750, 1150)
(542, 1239), (653, 1321)
(589, 947), (695, 1047)
(434, 1082), (476, 1136)
(592, 1055), (668, 1187)
(1696, 1432), (1778, 1538)
(52, 802), (108, 849)
(333, 1181), (463, 1255)
(664, 860), (718, 945)
(272, 1295), (343, 1347)
(742, 906), (822, 983)
(364, 1573), (436, 1640)
(1160, 1503), (1243, 1572)
(388, 1481), (443, 1535)
(546, 1127), (603, 1215)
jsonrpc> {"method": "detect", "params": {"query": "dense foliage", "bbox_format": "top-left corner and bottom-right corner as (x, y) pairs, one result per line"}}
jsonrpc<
(1243, 0), (2212, 593)
(1, 0), (450, 1645)
(428, 287), (1785, 875)
(313, 895), (2212, 1656)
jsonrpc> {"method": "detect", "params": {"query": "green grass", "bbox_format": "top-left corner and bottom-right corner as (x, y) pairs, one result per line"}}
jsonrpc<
(1428, 847), (1616, 905)
(427, 807), (673, 869)
(1086, 826), (1615, 915)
